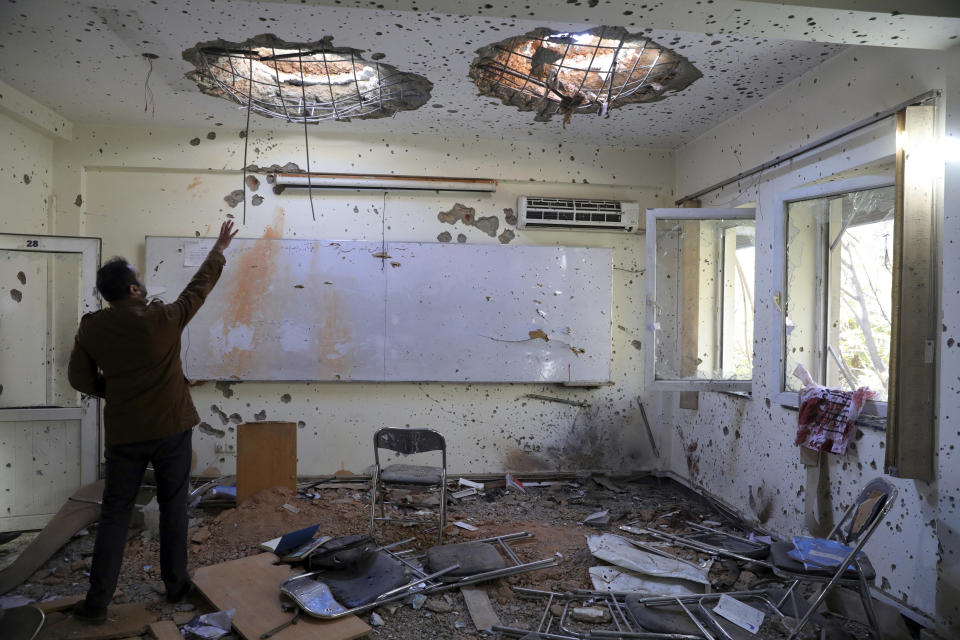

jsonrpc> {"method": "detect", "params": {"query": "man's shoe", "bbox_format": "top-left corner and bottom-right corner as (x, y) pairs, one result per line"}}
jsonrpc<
(166, 582), (193, 604)
(72, 600), (108, 624)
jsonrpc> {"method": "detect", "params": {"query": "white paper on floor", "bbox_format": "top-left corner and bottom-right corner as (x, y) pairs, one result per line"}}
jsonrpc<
(586, 534), (712, 586)
(589, 566), (703, 596)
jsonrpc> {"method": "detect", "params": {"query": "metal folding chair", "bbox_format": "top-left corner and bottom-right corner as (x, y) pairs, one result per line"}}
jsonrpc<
(769, 476), (898, 639)
(494, 587), (807, 640)
(370, 427), (447, 543)
(280, 532), (560, 620)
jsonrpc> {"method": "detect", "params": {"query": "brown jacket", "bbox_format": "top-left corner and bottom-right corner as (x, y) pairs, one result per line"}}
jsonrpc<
(68, 251), (226, 446)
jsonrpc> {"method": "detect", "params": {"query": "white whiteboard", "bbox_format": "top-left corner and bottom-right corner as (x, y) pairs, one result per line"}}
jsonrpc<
(145, 237), (612, 383)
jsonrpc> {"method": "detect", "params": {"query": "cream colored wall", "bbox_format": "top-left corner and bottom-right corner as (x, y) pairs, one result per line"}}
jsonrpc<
(671, 45), (959, 633)
(53, 123), (671, 478)
(1, 110), (53, 234)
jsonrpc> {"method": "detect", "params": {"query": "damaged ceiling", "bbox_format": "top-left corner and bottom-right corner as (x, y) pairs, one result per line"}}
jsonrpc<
(183, 35), (433, 122)
(0, 0), (956, 147)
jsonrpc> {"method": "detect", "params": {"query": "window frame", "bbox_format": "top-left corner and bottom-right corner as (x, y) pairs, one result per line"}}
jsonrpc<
(771, 174), (893, 419)
(645, 207), (756, 393)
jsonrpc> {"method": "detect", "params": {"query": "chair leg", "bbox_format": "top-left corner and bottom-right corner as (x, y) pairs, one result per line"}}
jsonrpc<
(856, 566), (882, 638)
(438, 482), (446, 545)
(370, 472), (378, 541)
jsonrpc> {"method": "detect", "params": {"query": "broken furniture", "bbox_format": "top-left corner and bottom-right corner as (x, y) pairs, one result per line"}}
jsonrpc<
(237, 422), (297, 503)
(281, 532), (559, 620)
(369, 427), (447, 543)
(189, 475), (237, 508)
(769, 476), (897, 639)
(192, 552), (370, 640)
(495, 587), (808, 640)
(0, 479), (104, 595)
(619, 521), (771, 566)
(0, 604), (44, 640)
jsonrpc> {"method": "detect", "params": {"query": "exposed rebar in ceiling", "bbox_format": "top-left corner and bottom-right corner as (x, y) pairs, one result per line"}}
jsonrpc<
(469, 26), (702, 125)
(183, 35), (433, 123)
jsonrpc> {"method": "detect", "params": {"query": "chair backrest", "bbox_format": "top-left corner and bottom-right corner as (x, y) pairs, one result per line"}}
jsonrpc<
(373, 428), (446, 466)
(830, 477), (897, 545)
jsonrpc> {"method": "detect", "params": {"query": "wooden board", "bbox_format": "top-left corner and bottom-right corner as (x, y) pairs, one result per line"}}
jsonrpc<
(236, 422), (296, 503)
(148, 620), (182, 640)
(0, 480), (104, 594)
(192, 552), (369, 640)
(37, 602), (154, 640)
(36, 594), (84, 613)
(461, 586), (500, 632)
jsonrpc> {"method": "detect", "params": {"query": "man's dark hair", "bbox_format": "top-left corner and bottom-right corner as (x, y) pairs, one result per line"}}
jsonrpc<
(96, 257), (137, 302)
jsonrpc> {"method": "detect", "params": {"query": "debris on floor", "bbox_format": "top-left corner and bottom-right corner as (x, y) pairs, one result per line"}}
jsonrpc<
(0, 474), (920, 639)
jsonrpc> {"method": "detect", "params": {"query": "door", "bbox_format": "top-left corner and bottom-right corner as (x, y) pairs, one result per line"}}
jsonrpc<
(0, 234), (100, 531)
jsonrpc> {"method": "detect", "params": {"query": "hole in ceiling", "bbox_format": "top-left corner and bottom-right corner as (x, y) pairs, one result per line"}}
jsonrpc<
(469, 26), (702, 124)
(183, 35), (433, 122)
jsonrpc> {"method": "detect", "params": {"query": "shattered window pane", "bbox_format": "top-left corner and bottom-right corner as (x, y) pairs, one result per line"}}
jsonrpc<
(784, 186), (894, 400)
(652, 218), (755, 382)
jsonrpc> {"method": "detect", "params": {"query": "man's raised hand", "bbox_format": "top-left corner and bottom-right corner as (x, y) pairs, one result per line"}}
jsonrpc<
(212, 220), (239, 254)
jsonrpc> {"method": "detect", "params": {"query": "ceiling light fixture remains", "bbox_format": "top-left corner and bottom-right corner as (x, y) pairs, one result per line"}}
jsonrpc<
(183, 35), (433, 122)
(469, 26), (702, 125)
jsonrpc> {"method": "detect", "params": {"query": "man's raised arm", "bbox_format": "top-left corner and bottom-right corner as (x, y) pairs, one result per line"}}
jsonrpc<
(169, 220), (239, 328)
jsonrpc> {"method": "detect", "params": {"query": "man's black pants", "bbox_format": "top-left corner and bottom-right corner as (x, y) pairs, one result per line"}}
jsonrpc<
(86, 429), (192, 609)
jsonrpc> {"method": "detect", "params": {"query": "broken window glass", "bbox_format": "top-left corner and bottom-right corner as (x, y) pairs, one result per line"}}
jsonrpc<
(784, 186), (894, 401)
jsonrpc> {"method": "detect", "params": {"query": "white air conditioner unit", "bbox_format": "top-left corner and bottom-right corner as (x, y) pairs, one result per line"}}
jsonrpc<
(517, 197), (640, 232)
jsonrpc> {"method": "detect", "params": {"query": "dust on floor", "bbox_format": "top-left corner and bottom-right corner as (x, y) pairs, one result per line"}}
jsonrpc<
(0, 476), (808, 639)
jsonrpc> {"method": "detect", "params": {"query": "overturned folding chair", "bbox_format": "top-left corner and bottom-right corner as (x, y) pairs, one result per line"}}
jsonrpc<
(495, 587), (810, 640)
(370, 427), (447, 544)
(620, 521), (771, 566)
(280, 532), (559, 620)
(769, 476), (898, 639)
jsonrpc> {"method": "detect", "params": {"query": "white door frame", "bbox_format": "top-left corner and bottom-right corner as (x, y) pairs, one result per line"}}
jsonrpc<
(0, 233), (100, 529)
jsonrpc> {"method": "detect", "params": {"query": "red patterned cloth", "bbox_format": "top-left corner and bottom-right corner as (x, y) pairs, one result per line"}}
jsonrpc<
(795, 385), (874, 454)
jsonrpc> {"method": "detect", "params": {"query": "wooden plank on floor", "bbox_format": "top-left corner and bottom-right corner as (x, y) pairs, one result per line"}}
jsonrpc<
(192, 552), (369, 640)
(236, 422), (297, 503)
(461, 586), (500, 632)
(0, 480), (103, 595)
(148, 620), (182, 640)
(37, 602), (154, 640)
(36, 594), (84, 613)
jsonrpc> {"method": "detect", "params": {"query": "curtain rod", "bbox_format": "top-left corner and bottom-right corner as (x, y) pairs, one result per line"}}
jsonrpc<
(675, 89), (941, 205)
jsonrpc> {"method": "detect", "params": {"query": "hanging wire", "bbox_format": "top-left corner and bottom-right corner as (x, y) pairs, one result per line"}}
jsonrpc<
(194, 46), (426, 123)
(242, 56), (253, 226)
(142, 53), (157, 116)
(297, 49), (316, 221)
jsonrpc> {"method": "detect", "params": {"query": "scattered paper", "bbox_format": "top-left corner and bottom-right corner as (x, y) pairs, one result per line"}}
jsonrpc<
(453, 521), (478, 531)
(505, 473), (526, 493)
(458, 478), (484, 490)
(0, 595), (35, 609)
(582, 510), (610, 526)
(183, 608), (235, 639)
(588, 566), (701, 596)
(587, 534), (711, 585)
(282, 503), (300, 514)
(714, 594), (764, 634)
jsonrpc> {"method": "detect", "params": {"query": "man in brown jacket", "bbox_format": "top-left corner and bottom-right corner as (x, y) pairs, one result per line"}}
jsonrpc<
(67, 221), (238, 622)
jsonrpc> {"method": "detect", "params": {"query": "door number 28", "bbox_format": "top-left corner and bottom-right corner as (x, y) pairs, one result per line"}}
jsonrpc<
(25, 239), (39, 247)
